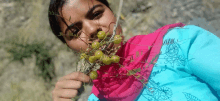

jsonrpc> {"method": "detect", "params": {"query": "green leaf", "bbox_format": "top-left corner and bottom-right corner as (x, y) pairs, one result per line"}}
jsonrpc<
(134, 68), (141, 72)
(136, 51), (139, 58)
(127, 70), (136, 76)
(127, 68), (141, 76)
(58, 32), (63, 36)
(130, 56), (134, 62)
(140, 79), (145, 83)
(136, 74), (141, 78)
(144, 81), (148, 85)
(69, 16), (71, 21)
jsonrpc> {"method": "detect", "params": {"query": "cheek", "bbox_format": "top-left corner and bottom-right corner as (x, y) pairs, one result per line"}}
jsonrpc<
(67, 39), (88, 52)
(99, 10), (116, 33)
(105, 10), (115, 21)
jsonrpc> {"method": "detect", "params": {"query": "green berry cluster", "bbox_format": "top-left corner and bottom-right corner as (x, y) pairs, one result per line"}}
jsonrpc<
(79, 31), (122, 80)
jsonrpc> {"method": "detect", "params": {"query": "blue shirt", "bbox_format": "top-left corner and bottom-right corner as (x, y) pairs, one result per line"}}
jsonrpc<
(88, 25), (220, 101)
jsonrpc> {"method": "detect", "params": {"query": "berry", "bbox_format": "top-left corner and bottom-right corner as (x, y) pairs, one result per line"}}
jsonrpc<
(89, 56), (97, 63)
(80, 53), (88, 59)
(95, 50), (104, 59)
(92, 42), (100, 49)
(100, 41), (107, 46)
(97, 31), (106, 39)
(111, 55), (120, 63)
(114, 35), (122, 44)
(89, 71), (98, 80)
(101, 55), (112, 65)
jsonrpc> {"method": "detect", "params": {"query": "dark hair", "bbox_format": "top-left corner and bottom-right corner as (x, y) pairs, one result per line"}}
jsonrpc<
(48, 0), (110, 44)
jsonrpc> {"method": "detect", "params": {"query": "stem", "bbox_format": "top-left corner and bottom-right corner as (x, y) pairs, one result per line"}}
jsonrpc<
(101, 0), (123, 51)
(84, 0), (124, 75)
(116, 63), (149, 89)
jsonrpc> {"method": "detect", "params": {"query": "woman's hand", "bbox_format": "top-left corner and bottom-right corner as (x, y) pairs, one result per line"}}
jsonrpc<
(52, 72), (91, 101)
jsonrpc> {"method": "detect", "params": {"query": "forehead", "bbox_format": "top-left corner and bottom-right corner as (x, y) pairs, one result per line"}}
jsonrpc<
(60, 0), (100, 21)
(63, 0), (89, 12)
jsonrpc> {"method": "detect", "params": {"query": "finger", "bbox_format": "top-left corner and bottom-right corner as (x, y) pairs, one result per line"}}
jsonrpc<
(57, 89), (78, 99)
(56, 80), (82, 89)
(59, 72), (90, 83)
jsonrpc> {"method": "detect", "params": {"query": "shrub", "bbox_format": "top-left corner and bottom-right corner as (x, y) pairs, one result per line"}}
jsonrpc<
(6, 41), (56, 83)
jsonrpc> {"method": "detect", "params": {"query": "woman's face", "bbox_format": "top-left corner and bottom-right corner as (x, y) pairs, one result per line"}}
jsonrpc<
(58, 0), (124, 52)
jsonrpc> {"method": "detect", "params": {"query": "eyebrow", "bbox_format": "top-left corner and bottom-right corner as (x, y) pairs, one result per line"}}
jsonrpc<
(64, 4), (103, 34)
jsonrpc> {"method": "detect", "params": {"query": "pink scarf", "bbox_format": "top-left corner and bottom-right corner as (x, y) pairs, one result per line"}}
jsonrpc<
(91, 23), (185, 101)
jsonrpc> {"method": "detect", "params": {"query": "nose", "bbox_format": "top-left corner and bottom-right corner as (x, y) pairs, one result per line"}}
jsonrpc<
(83, 20), (101, 42)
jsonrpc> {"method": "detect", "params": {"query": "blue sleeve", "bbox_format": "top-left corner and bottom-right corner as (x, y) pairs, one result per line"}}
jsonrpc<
(88, 25), (220, 101)
(184, 25), (220, 98)
(134, 25), (220, 101)
(88, 93), (100, 101)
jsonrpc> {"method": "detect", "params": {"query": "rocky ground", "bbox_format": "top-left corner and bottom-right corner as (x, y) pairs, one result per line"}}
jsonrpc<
(0, 0), (219, 101)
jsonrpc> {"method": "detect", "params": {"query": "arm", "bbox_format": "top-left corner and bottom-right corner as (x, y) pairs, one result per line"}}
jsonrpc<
(184, 25), (220, 99)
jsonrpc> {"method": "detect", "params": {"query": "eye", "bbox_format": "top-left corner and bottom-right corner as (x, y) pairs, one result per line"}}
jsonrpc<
(93, 12), (100, 17)
(72, 28), (79, 34)
(93, 10), (104, 19)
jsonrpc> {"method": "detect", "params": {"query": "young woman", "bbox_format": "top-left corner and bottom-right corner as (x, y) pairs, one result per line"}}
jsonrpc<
(48, 0), (220, 101)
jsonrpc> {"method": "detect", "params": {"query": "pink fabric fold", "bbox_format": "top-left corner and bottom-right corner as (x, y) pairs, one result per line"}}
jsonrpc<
(91, 23), (185, 101)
